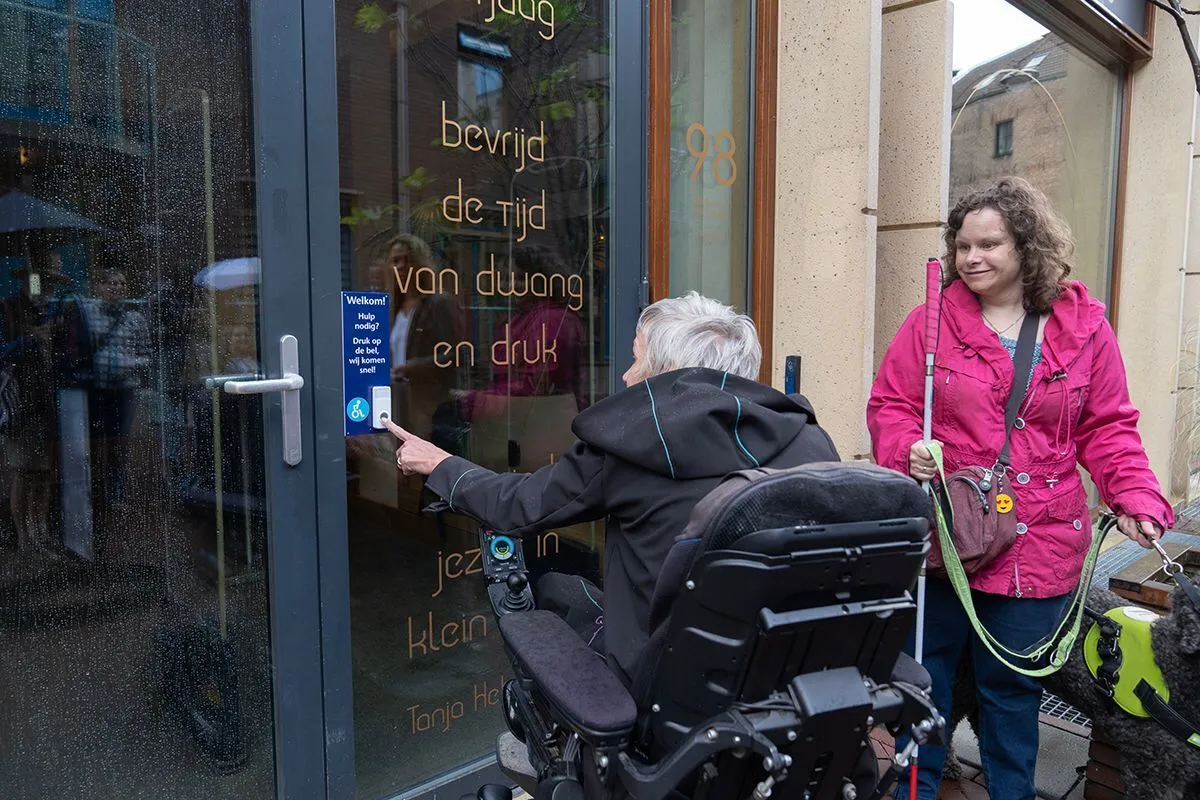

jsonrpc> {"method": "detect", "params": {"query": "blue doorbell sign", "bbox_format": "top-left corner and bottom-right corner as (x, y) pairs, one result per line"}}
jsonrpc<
(342, 292), (390, 436)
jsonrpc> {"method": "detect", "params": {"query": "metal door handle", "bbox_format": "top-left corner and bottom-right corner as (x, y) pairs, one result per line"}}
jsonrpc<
(221, 334), (305, 466)
(225, 374), (303, 394)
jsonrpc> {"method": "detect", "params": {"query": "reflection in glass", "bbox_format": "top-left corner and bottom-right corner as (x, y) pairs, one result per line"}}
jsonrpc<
(668, 0), (752, 310)
(338, 0), (611, 795)
(950, 0), (1121, 303)
(0, 2), (275, 797)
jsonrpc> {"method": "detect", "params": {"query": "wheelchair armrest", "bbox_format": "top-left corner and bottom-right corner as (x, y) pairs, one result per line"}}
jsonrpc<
(891, 652), (931, 692)
(498, 610), (637, 745)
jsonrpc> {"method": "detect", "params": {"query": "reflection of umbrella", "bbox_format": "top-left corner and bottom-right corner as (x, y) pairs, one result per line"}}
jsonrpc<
(193, 257), (260, 290)
(0, 190), (111, 254)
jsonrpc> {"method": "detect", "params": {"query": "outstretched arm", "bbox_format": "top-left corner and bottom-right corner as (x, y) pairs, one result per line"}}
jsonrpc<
(386, 418), (606, 536)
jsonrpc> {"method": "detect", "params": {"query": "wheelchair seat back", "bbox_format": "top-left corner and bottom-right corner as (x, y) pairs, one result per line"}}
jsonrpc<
(634, 462), (932, 759)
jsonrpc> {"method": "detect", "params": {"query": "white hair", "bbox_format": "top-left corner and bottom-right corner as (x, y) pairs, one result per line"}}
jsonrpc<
(636, 292), (762, 380)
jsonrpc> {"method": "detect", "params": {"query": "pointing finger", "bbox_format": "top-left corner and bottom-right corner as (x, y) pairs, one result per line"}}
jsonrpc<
(382, 418), (412, 441)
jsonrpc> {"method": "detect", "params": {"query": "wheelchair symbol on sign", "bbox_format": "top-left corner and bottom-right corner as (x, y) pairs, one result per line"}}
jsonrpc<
(346, 397), (369, 423)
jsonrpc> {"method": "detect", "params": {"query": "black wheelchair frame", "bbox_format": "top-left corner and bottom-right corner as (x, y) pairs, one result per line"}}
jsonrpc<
(473, 513), (944, 800)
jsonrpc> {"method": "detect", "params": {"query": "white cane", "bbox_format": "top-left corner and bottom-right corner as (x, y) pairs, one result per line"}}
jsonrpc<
(910, 257), (942, 796)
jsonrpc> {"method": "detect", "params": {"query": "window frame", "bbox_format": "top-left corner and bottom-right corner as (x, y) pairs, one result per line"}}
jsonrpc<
(994, 118), (1013, 158)
(648, 0), (778, 382)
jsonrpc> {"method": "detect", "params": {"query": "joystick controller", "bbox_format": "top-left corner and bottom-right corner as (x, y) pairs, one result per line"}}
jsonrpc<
(502, 573), (532, 612)
(478, 527), (536, 615)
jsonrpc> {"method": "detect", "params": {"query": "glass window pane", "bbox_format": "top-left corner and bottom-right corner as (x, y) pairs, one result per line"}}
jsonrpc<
(0, 6), (69, 124)
(337, 1), (612, 794)
(951, 0), (1121, 304)
(667, 0), (753, 310)
(77, 24), (119, 137)
(1, 3), (277, 797)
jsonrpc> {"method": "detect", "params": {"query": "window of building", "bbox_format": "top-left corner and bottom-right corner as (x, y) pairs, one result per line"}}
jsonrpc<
(77, 24), (118, 137)
(994, 119), (1013, 157)
(661, 0), (753, 312)
(456, 59), (504, 130)
(0, 0), (69, 124)
(456, 29), (507, 132)
(951, 0), (1122, 306)
(648, 0), (779, 379)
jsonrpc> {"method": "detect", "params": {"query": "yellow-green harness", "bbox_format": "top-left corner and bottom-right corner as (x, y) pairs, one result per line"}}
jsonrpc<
(1084, 604), (1200, 749)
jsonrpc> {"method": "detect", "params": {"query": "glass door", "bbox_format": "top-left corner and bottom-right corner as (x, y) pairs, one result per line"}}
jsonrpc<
(332, 1), (615, 796)
(0, 0), (328, 796)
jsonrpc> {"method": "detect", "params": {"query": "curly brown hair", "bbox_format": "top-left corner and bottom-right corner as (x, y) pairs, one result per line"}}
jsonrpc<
(942, 176), (1074, 314)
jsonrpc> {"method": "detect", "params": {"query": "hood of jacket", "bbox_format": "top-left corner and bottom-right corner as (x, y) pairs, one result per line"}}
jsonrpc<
(572, 367), (822, 480)
(941, 279), (1106, 375)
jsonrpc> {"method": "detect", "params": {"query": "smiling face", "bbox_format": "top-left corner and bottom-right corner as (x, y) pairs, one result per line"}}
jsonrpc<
(96, 270), (128, 304)
(954, 208), (1023, 304)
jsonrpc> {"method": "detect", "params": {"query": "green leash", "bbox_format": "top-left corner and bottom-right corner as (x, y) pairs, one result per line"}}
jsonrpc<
(927, 441), (1109, 677)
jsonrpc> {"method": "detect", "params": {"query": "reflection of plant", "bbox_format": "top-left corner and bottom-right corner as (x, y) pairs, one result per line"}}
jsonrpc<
(342, 196), (454, 258)
(341, 167), (447, 256)
(400, 166), (435, 191)
(352, 0), (606, 138)
(353, 2), (390, 33)
(346, 0), (611, 264)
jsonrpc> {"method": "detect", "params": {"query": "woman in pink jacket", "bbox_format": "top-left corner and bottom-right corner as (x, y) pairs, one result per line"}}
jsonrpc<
(868, 176), (1172, 800)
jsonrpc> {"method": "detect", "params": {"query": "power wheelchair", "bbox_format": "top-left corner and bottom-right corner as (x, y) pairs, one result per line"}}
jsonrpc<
(474, 462), (945, 800)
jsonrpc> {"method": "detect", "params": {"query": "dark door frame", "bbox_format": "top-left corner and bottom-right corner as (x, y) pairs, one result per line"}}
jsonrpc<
(248, 0), (342, 795)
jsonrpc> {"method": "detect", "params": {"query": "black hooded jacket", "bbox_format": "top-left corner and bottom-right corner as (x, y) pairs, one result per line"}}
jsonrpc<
(424, 367), (840, 678)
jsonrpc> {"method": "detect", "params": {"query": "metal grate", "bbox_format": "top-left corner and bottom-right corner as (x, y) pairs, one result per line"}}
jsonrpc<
(1040, 690), (1092, 730)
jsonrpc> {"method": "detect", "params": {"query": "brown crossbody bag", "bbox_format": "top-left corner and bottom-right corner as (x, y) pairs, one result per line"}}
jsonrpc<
(927, 313), (1039, 576)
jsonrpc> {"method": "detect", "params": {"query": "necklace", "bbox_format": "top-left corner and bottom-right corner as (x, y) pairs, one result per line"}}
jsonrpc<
(982, 310), (1025, 336)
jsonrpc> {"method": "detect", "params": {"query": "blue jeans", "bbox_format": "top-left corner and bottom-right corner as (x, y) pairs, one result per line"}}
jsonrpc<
(892, 578), (1069, 800)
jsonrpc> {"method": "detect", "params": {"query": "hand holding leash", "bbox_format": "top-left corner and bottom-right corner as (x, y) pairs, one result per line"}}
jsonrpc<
(1116, 515), (1164, 549)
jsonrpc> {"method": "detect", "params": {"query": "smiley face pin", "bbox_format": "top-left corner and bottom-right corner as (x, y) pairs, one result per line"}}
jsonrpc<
(995, 493), (1014, 514)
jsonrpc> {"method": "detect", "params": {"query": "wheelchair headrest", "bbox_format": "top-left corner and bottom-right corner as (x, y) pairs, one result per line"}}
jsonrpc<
(681, 461), (932, 552)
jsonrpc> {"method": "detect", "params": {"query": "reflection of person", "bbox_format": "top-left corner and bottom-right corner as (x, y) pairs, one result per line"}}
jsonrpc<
(388, 234), (463, 439)
(364, 258), (414, 373)
(77, 267), (149, 511)
(385, 293), (840, 683)
(0, 257), (73, 558)
(867, 176), (1173, 800)
(223, 322), (258, 375)
(461, 243), (587, 420)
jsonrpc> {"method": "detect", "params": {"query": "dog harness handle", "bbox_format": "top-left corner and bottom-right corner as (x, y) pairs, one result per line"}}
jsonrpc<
(1134, 680), (1200, 749)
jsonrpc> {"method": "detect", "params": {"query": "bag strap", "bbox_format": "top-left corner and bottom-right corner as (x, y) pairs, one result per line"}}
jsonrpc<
(998, 313), (1040, 467)
(927, 441), (1108, 677)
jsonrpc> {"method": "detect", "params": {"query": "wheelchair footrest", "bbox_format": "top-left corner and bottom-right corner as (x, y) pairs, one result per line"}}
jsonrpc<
(497, 732), (538, 795)
(498, 610), (637, 743)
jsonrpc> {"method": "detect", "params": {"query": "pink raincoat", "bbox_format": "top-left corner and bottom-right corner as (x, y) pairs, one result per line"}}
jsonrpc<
(868, 279), (1173, 598)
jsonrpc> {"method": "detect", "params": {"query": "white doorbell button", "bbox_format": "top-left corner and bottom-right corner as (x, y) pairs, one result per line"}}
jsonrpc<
(371, 385), (392, 430)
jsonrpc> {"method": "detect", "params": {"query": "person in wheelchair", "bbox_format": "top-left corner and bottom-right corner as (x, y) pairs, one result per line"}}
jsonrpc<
(384, 292), (840, 685)
(442, 462), (942, 800)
